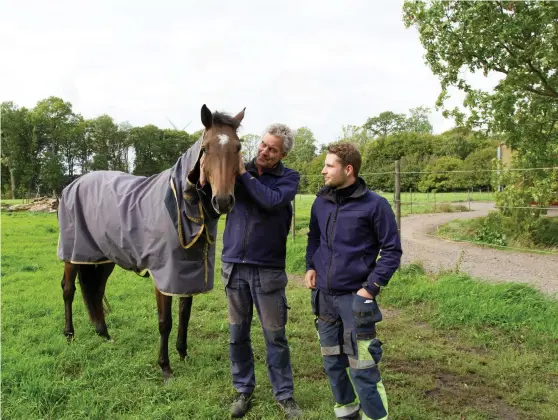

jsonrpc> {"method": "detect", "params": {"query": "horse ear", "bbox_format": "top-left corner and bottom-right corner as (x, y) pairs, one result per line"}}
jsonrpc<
(233, 107), (246, 124)
(201, 104), (213, 129)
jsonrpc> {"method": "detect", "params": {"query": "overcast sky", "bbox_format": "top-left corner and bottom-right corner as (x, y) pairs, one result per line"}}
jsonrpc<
(1, 0), (501, 145)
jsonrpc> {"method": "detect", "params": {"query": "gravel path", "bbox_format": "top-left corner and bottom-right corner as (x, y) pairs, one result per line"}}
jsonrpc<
(400, 202), (558, 296)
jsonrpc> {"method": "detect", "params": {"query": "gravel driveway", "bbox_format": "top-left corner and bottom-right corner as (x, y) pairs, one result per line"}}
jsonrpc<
(400, 202), (558, 296)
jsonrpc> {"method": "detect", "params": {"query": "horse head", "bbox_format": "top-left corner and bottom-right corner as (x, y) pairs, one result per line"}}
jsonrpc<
(200, 104), (245, 214)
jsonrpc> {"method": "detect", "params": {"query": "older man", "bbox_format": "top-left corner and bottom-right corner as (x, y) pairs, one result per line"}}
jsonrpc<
(221, 123), (302, 418)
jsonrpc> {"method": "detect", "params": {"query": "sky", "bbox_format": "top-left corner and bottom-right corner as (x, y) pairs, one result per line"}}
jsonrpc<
(0, 0), (502, 145)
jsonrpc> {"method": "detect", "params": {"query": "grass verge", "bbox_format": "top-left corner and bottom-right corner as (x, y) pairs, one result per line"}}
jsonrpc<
(437, 215), (558, 254)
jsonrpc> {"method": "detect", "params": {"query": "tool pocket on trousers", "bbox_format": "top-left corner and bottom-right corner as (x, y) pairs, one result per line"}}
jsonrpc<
(221, 262), (235, 289)
(311, 288), (319, 315)
(352, 294), (383, 325)
(367, 338), (383, 365)
(258, 268), (288, 293)
(343, 329), (356, 356)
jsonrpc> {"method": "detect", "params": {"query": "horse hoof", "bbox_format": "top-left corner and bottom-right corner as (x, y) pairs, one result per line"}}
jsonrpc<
(65, 332), (74, 342)
(163, 372), (173, 385)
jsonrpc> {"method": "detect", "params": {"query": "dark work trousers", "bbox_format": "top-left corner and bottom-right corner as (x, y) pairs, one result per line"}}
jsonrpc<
(222, 262), (294, 401)
(311, 288), (388, 419)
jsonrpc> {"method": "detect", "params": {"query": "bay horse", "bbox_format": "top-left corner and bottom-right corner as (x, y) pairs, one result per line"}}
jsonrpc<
(57, 104), (244, 381)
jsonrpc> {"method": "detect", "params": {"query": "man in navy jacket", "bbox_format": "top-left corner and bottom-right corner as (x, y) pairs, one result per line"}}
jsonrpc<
(304, 142), (402, 420)
(221, 123), (302, 418)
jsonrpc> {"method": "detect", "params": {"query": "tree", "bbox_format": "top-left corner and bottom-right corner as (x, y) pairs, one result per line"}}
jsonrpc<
(283, 127), (318, 170)
(337, 125), (370, 146)
(30, 96), (76, 196)
(405, 106), (433, 134)
(1, 102), (33, 198)
(418, 156), (464, 192)
(240, 134), (260, 161)
(460, 147), (496, 190)
(403, 1), (558, 215)
(363, 111), (407, 138)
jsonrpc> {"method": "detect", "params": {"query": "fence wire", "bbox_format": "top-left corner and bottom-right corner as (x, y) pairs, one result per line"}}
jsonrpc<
(289, 163), (558, 256)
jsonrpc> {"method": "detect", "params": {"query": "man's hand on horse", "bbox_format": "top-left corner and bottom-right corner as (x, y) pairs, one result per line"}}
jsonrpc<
(238, 153), (246, 175)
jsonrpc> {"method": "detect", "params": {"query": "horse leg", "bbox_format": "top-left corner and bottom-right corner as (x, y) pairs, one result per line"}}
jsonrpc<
(61, 262), (78, 340)
(93, 263), (115, 340)
(77, 263), (115, 340)
(176, 296), (193, 361)
(155, 288), (173, 382)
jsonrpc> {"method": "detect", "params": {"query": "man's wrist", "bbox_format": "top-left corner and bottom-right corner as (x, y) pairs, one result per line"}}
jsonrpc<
(362, 282), (381, 297)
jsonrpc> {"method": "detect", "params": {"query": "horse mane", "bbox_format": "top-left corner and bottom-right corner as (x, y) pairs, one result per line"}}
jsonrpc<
(212, 111), (241, 130)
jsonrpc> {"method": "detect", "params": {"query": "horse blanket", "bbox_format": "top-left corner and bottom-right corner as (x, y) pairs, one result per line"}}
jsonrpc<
(57, 136), (219, 296)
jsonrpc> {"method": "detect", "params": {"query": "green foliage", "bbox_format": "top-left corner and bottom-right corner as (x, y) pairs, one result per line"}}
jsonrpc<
(239, 133), (259, 161)
(418, 156), (464, 192)
(439, 212), (558, 251)
(363, 111), (407, 137)
(403, 0), (558, 229)
(474, 212), (509, 247)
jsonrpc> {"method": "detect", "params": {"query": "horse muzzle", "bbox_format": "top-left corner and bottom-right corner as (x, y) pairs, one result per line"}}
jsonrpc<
(211, 194), (235, 214)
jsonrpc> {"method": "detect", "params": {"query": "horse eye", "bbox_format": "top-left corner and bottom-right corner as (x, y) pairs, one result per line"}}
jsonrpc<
(237, 144), (242, 152)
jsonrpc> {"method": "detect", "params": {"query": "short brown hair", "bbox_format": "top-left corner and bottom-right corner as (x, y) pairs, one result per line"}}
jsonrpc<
(327, 142), (361, 177)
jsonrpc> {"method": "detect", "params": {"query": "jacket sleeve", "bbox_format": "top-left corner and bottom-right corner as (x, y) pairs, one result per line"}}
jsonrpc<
(238, 170), (300, 211)
(364, 197), (402, 291)
(305, 200), (321, 271)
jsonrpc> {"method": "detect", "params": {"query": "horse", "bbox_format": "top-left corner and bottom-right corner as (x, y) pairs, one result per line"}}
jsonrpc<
(57, 104), (245, 382)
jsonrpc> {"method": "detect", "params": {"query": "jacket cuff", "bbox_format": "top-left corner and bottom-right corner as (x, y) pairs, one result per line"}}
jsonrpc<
(239, 171), (255, 184)
(362, 281), (381, 297)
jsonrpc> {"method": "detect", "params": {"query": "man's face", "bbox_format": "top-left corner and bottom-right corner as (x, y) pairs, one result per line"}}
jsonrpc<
(256, 133), (284, 169)
(322, 153), (350, 188)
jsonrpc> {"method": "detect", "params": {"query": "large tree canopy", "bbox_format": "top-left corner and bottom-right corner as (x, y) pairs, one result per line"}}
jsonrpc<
(403, 0), (558, 216)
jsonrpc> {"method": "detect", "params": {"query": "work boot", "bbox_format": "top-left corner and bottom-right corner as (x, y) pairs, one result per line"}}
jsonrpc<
(277, 397), (303, 418)
(230, 392), (252, 418)
(340, 412), (360, 419)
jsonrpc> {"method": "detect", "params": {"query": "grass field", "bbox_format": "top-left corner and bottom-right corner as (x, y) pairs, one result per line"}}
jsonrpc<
(2, 205), (557, 419)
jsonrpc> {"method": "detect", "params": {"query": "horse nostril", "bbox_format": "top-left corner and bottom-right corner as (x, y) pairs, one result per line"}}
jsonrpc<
(211, 196), (219, 212)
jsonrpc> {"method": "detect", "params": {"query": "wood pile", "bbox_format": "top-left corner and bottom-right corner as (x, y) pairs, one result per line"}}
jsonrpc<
(2, 197), (58, 213)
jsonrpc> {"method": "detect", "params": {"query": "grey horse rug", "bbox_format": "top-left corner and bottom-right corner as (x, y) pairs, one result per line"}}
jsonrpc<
(57, 136), (219, 296)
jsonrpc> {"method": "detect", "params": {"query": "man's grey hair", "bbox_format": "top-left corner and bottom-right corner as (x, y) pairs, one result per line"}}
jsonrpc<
(264, 123), (295, 154)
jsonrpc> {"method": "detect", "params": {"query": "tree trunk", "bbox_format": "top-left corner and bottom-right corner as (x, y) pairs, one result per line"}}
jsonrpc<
(10, 167), (15, 200)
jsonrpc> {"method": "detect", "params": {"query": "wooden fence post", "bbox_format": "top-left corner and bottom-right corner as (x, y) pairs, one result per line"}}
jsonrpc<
(395, 160), (401, 239)
(292, 195), (296, 241)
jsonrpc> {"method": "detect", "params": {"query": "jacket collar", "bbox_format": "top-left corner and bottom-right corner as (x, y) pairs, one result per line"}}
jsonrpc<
(245, 158), (285, 177)
(317, 177), (368, 203)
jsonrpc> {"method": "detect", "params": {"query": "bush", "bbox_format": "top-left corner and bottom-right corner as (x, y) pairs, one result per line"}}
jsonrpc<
(474, 211), (558, 250)
(474, 212), (508, 247)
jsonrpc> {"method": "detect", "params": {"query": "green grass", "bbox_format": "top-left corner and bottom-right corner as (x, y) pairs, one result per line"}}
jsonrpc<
(1, 199), (26, 206)
(2, 210), (557, 419)
(437, 216), (558, 254)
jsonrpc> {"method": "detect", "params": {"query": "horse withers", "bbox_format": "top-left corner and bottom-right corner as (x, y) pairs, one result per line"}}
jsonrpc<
(58, 104), (245, 382)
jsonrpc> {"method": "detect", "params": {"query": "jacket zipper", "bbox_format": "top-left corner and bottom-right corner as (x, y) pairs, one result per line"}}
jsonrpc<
(241, 208), (252, 262)
(326, 205), (339, 291)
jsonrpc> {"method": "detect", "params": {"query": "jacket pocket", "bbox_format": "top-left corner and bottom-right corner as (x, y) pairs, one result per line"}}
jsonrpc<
(221, 262), (235, 288)
(258, 268), (288, 293)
